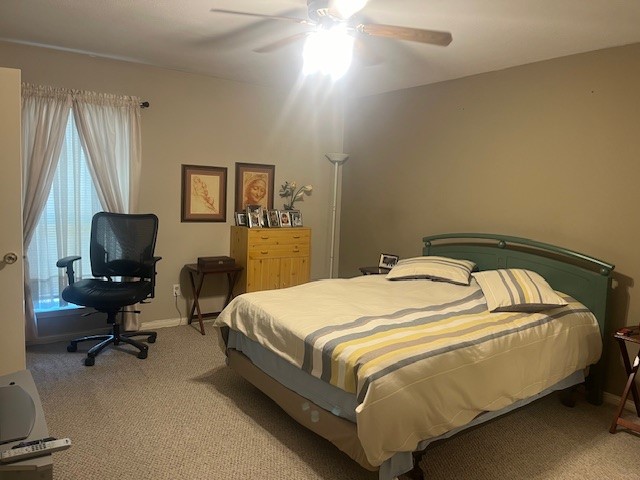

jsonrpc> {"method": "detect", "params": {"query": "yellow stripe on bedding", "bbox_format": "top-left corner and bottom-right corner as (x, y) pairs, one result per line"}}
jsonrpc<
(332, 310), (534, 393)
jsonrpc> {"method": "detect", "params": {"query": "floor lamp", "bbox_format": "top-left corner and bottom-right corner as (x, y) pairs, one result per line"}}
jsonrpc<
(326, 153), (349, 278)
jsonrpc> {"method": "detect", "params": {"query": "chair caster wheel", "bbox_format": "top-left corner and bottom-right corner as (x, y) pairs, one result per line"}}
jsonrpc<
(84, 357), (95, 366)
(67, 343), (78, 352)
(148, 335), (157, 344)
(137, 350), (148, 360)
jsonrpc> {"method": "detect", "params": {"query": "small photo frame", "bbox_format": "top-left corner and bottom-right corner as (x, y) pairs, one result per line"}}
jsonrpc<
(247, 204), (264, 228)
(379, 253), (399, 269)
(289, 210), (303, 227)
(267, 209), (280, 228)
(279, 211), (292, 227)
(181, 164), (227, 222)
(234, 212), (247, 226)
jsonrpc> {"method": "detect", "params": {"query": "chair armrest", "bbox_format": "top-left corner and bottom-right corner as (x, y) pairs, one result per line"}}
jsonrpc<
(142, 256), (162, 298)
(56, 255), (82, 285)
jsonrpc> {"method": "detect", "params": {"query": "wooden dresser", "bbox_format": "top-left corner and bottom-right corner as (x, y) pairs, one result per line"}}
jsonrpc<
(230, 226), (311, 294)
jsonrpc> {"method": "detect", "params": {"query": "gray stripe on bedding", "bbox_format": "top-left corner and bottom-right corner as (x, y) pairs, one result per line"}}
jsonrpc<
(356, 307), (590, 402)
(300, 288), (485, 374)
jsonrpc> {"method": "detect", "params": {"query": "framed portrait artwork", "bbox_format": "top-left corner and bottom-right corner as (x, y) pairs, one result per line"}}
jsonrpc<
(279, 210), (292, 227)
(246, 204), (264, 228)
(267, 209), (280, 228)
(181, 164), (227, 222)
(235, 162), (275, 213)
(289, 210), (303, 227)
(379, 253), (399, 269)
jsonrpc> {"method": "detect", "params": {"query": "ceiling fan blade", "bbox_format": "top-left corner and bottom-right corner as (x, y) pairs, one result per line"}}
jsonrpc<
(210, 8), (314, 26)
(253, 32), (311, 53)
(355, 23), (452, 46)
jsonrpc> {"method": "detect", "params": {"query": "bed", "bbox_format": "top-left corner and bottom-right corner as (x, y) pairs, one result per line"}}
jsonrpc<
(213, 233), (614, 479)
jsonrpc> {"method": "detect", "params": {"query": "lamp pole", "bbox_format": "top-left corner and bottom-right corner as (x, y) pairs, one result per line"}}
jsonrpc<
(325, 153), (349, 278)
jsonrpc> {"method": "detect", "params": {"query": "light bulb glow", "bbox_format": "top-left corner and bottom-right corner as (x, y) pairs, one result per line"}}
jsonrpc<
(333, 0), (368, 19)
(302, 26), (354, 80)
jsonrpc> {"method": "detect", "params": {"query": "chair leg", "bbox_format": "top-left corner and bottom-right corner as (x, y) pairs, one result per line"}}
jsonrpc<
(67, 334), (112, 352)
(66, 313), (157, 365)
(86, 336), (117, 366)
(118, 336), (149, 359)
(122, 330), (157, 343)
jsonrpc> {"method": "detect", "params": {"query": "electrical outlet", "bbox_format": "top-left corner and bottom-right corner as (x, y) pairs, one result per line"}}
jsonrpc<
(172, 284), (180, 297)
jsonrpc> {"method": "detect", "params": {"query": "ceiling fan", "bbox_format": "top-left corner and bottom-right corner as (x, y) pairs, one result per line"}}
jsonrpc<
(210, 0), (453, 54)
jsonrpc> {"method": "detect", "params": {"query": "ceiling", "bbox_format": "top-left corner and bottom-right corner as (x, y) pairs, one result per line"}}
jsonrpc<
(1, 0), (640, 97)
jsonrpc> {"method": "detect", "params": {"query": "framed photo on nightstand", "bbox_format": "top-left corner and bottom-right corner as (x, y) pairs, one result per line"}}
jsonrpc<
(379, 253), (399, 269)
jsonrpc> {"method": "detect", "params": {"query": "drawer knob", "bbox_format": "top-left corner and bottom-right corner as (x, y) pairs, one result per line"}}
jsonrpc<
(261, 250), (269, 254)
(260, 236), (269, 240)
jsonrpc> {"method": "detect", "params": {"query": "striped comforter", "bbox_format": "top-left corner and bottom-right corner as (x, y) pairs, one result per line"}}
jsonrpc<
(215, 275), (602, 466)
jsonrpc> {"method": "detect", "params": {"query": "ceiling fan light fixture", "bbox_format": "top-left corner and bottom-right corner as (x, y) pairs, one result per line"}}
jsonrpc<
(330, 0), (368, 20)
(302, 26), (354, 80)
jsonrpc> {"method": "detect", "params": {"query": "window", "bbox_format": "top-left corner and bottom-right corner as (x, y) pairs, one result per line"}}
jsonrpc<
(27, 114), (102, 312)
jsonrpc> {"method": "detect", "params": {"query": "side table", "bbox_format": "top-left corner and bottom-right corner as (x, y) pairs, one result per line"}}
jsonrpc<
(609, 327), (640, 434)
(359, 266), (391, 275)
(186, 263), (243, 335)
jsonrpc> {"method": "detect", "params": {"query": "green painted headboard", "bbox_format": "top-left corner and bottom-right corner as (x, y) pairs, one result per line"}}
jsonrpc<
(422, 233), (615, 404)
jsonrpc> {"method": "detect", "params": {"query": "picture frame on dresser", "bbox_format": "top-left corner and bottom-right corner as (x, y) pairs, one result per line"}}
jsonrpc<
(246, 204), (263, 228)
(181, 164), (227, 222)
(267, 209), (280, 228)
(279, 211), (291, 227)
(234, 212), (248, 226)
(289, 210), (303, 227)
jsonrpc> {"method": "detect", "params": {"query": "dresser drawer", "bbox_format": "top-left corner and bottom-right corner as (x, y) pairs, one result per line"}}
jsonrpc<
(247, 228), (310, 247)
(248, 244), (310, 259)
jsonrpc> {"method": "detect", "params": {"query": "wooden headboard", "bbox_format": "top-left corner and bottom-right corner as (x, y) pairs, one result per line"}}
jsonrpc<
(423, 233), (615, 404)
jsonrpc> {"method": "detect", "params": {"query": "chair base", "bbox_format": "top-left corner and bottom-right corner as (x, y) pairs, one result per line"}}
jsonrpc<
(67, 321), (157, 366)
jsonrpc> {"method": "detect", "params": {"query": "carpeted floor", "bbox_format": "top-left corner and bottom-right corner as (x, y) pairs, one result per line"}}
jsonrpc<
(26, 324), (640, 479)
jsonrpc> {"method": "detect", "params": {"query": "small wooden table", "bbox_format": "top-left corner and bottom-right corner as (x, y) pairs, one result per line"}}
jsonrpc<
(609, 327), (640, 434)
(186, 263), (243, 335)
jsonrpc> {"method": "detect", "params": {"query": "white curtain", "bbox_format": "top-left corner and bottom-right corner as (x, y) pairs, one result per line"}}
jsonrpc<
(21, 84), (72, 341)
(72, 91), (143, 330)
(22, 84), (144, 338)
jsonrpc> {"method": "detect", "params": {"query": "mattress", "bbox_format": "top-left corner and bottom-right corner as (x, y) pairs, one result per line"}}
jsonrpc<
(214, 275), (602, 467)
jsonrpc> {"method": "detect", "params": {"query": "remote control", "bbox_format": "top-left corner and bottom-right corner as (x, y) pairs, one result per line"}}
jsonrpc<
(0, 438), (71, 464)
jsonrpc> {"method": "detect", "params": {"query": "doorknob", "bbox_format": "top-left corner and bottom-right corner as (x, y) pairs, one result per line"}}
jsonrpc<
(3, 252), (18, 264)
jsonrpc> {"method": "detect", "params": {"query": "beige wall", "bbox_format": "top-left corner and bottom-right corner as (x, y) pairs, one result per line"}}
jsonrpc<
(341, 43), (640, 394)
(0, 41), (345, 329)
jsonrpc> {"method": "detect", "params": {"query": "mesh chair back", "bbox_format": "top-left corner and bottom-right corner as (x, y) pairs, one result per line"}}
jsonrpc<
(90, 212), (159, 279)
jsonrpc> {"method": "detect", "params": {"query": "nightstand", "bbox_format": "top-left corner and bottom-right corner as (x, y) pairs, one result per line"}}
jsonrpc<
(359, 266), (391, 275)
(609, 327), (640, 434)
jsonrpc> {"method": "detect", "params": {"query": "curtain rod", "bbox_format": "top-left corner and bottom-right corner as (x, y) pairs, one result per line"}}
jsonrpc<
(140, 101), (150, 108)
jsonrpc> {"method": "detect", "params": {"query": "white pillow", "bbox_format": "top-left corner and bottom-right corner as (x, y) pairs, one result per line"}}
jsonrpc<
(473, 269), (568, 312)
(386, 256), (476, 286)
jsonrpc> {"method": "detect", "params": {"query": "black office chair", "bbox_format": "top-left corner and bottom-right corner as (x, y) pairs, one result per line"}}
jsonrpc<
(56, 212), (161, 366)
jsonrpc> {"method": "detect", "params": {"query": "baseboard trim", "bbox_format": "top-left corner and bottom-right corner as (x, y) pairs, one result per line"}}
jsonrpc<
(603, 391), (637, 413)
(141, 317), (187, 329)
(29, 317), (188, 345)
(27, 327), (110, 346)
